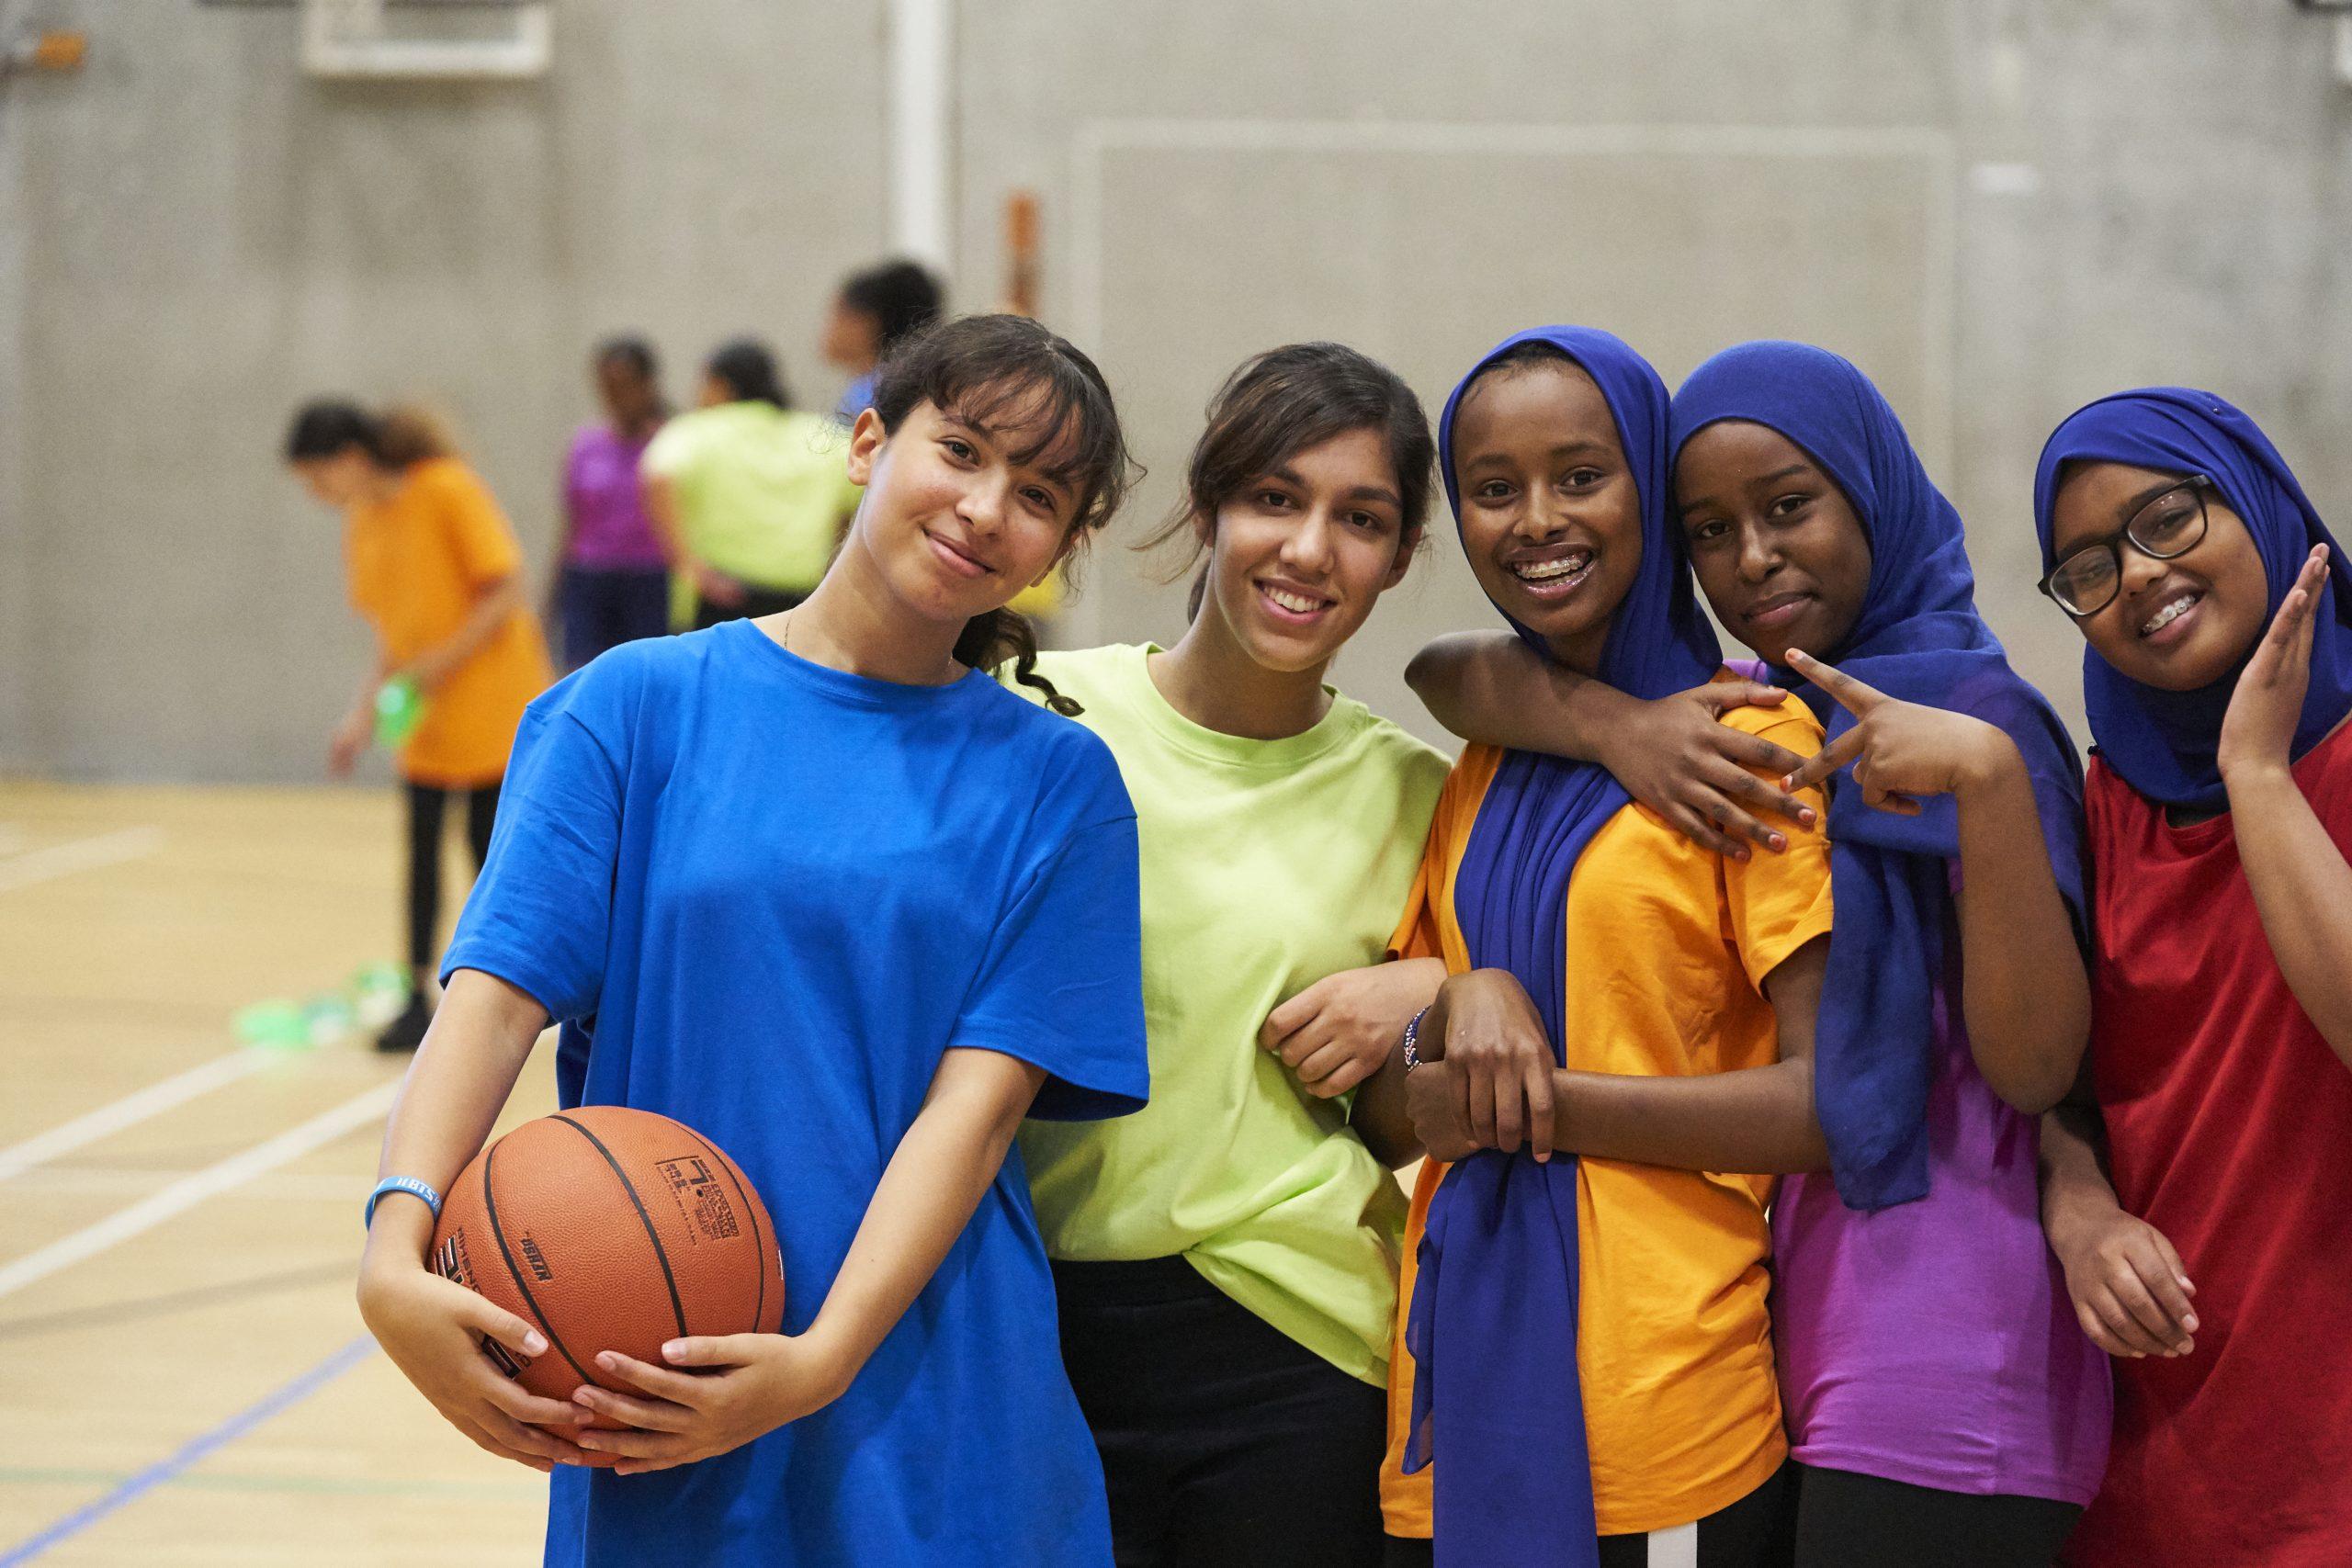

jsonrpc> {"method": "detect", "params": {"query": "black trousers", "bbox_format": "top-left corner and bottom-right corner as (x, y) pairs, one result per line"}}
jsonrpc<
(690, 583), (805, 630)
(1053, 1256), (1388, 1568)
(1788, 1463), (2079, 1568)
(403, 779), (500, 974)
(1385, 1463), (1792, 1568)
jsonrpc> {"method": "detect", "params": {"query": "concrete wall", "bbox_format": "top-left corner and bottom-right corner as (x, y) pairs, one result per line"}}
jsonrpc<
(6, 0), (2352, 777)
(3, 0), (890, 779)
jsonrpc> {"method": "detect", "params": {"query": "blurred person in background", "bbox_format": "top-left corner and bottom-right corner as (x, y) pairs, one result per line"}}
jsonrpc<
(550, 335), (672, 671)
(641, 337), (864, 629)
(283, 400), (554, 1053)
(825, 258), (947, 425)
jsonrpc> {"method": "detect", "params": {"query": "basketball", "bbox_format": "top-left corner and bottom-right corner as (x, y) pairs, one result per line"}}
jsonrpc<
(431, 1107), (785, 1453)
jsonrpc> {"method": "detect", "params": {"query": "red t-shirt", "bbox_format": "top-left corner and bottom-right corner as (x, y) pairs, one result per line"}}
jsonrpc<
(2070, 721), (2352, 1566)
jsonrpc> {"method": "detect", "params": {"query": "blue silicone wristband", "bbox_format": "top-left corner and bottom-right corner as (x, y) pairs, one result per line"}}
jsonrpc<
(364, 1175), (445, 1232)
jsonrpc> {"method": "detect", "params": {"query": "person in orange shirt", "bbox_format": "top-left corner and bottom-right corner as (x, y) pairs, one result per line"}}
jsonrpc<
(1359, 328), (1833, 1568)
(285, 401), (554, 1051)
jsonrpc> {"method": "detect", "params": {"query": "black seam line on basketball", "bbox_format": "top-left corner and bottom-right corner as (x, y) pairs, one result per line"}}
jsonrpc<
(550, 1114), (689, 1343)
(676, 1123), (766, 1336)
(481, 1138), (595, 1390)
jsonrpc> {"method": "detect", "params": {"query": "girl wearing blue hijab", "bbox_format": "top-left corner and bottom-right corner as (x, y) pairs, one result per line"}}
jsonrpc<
(2031, 389), (2352, 1568)
(1402, 342), (2110, 1565)
(1370, 328), (1835, 1568)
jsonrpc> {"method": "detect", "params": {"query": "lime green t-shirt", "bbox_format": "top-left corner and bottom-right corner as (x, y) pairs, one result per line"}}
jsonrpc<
(1014, 643), (1449, 1385)
(640, 401), (862, 615)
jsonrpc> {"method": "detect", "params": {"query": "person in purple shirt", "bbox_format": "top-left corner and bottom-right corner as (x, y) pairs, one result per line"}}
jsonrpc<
(553, 336), (673, 671)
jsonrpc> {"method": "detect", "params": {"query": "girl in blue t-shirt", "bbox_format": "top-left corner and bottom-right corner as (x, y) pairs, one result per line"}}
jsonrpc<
(356, 314), (1152, 1568)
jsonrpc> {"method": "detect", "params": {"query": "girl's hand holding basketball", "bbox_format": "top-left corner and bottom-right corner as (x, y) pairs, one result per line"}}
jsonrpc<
(356, 1257), (594, 1472)
(572, 1331), (854, 1475)
(1781, 650), (2017, 815)
(2221, 545), (2329, 784)
(1412, 969), (1555, 1163)
(1260, 957), (1446, 1100)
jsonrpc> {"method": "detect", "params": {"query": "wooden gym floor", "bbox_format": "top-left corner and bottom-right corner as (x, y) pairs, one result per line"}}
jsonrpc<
(0, 781), (556, 1565)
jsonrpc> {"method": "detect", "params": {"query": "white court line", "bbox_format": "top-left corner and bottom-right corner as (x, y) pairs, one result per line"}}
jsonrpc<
(0, 1051), (273, 1185)
(0, 827), (165, 895)
(0, 1079), (399, 1302)
(11, 1166), (369, 1204)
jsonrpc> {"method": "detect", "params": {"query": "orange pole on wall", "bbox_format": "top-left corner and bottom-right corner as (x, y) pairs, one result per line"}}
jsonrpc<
(1003, 189), (1041, 319)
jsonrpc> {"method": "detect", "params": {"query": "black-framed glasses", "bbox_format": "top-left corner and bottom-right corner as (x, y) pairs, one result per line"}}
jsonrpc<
(2039, 477), (2213, 618)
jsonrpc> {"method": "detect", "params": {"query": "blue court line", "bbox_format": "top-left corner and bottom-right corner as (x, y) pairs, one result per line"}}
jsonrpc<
(0, 1334), (378, 1566)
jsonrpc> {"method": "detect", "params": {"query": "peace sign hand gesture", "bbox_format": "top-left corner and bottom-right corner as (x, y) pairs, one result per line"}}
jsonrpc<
(2220, 545), (2330, 786)
(1779, 649), (2020, 816)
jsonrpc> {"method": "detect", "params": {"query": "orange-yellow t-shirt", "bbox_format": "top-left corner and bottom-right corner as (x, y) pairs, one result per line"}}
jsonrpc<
(1380, 688), (1833, 1539)
(345, 457), (554, 787)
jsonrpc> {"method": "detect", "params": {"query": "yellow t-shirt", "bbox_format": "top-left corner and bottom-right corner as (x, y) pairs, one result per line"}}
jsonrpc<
(345, 457), (553, 787)
(640, 401), (863, 623)
(1013, 644), (1449, 1384)
(1380, 687), (1832, 1539)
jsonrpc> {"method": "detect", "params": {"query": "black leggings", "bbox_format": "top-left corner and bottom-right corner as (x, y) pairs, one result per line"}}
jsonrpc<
(1788, 1463), (2079, 1568)
(404, 779), (500, 974)
(1053, 1255), (1388, 1568)
(1385, 1462), (1792, 1568)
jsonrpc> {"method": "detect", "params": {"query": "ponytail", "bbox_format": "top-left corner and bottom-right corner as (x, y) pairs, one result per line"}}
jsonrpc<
(956, 604), (1076, 716)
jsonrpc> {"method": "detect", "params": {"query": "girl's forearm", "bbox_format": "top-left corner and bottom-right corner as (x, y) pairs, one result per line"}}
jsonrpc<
(361, 970), (548, 1271)
(2222, 766), (2352, 1071)
(1404, 631), (1628, 758)
(2038, 1101), (2124, 1250)
(801, 1047), (1046, 1376)
(1953, 750), (2093, 1112)
(1549, 1056), (1826, 1173)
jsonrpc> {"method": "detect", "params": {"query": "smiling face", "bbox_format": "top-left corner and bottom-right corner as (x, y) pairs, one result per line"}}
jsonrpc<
(1673, 419), (1873, 667)
(1196, 425), (1414, 676)
(843, 392), (1080, 632)
(2047, 460), (2270, 691)
(1451, 357), (1643, 674)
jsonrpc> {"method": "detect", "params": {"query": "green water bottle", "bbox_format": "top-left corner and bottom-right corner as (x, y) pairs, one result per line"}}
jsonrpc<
(374, 675), (427, 749)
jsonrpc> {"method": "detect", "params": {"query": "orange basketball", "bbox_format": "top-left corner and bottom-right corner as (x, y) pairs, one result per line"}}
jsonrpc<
(431, 1106), (785, 1460)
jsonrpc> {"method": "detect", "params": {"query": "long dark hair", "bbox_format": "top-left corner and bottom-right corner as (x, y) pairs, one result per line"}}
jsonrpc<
(868, 314), (1136, 714)
(1143, 342), (1435, 618)
(283, 399), (453, 468)
(840, 259), (946, 356)
(706, 337), (790, 410)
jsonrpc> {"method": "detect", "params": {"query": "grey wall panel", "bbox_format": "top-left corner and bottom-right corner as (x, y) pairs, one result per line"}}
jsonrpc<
(10, 0), (888, 781)
(1074, 129), (1950, 746)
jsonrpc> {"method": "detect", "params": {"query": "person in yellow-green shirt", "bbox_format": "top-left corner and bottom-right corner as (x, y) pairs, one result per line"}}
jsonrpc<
(1012, 344), (1448, 1568)
(640, 337), (864, 629)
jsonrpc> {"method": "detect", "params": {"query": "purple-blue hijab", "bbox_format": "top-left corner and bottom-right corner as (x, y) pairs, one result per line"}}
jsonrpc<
(1404, 327), (1717, 1567)
(2031, 388), (2352, 809)
(1671, 341), (2086, 1211)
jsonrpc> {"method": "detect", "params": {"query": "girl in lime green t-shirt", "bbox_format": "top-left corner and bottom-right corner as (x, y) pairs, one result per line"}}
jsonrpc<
(1014, 344), (1449, 1568)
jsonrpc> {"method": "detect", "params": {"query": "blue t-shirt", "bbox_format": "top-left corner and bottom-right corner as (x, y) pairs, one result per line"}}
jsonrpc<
(442, 619), (1148, 1568)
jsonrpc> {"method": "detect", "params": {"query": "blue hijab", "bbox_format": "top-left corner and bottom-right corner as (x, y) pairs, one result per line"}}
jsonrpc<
(2031, 388), (2352, 809)
(1671, 341), (2086, 1211)
(1403, 327), (1718, 1567)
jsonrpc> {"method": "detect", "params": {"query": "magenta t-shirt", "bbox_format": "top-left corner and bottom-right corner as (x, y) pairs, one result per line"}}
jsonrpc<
(1770, 885), (2112, 1506)
(562, 424), (667, 570)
